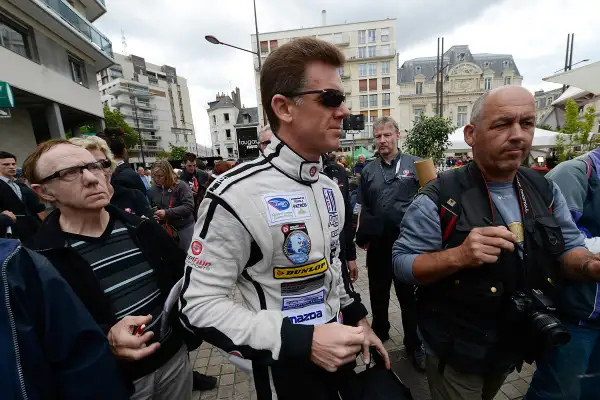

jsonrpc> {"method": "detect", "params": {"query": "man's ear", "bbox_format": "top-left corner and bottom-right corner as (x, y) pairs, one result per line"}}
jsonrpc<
(464, 124), (475, 147)
(271, 94), (293, 126)
(31, 184), (56, 203)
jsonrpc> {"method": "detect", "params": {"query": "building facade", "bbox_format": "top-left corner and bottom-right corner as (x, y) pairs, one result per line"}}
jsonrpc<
(535, 87), (563, 124)
(207, 89), (241, 159)
(0, 0), (113, 162)
(97, 52), (196, 166)
(397, 45), (523, 134)
(251, 13), (397, 147)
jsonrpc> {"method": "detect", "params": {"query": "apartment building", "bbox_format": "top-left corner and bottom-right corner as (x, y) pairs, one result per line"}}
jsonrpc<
(251, 12), (397, 146)
(97, 52), (196, 166)
(397, 45), (523, 133)
(0, 0), (113, 162)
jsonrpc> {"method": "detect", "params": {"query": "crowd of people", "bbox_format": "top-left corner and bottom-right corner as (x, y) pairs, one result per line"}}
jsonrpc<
(2, 36), (600, 400)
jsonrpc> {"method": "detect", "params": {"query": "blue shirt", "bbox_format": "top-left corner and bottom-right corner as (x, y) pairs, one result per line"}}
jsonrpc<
(393, 181), (586, 284)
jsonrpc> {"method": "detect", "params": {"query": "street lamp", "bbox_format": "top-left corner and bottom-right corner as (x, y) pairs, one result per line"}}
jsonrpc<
(554, 59), (590, 73)
(204, 35), (259, 57)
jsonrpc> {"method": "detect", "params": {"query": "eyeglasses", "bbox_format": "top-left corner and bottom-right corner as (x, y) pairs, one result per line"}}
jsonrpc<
(282, 89), (346, 108)
(39, 159), (112, 183)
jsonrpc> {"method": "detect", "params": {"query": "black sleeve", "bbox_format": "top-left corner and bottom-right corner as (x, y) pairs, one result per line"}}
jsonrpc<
(21, 185), (46, 214)
(133, 190), (153, 219)
(342, 173), (356, 261)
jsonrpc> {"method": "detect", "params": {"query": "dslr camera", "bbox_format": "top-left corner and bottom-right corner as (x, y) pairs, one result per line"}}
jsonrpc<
(509, 289), (570, 360)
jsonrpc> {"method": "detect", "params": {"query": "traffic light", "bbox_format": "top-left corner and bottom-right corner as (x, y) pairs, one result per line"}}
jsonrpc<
(342, 114), (365, 131)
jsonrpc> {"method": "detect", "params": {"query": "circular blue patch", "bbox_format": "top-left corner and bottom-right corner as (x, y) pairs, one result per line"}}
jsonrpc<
(283, 230), (311, 265)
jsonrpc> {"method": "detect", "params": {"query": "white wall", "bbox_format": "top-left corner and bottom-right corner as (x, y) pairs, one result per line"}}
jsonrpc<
(1, 46), (103, 118)
(0, 109), (38, 164)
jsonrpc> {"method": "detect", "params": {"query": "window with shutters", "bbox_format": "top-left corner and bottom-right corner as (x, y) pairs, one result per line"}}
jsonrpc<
(369, 79), (377, 91)
(381, 28), (390, 42)
(382, 77), (390, 90)
(260, 41), (268, 54)
(359, 79), (367, 92)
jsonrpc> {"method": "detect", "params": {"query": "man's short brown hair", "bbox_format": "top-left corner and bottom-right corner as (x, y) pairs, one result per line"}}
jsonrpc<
(22, 139), (73, 184)
(260, 37), (345, 133)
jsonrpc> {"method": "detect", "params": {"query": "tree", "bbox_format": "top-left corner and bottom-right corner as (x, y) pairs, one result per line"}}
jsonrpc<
(403, 115), (454, 163)
(155, 149), (170, 160)
(554, 98), (597, 162)
(102, 105), (139, 149)
(167, 144), (187, 161)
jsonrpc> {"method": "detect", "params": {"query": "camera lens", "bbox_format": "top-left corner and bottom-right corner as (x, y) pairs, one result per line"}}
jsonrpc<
(530, 312), (571, 347)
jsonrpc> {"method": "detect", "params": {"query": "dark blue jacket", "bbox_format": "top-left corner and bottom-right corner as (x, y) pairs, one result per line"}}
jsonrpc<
(0, 239), (129, 400)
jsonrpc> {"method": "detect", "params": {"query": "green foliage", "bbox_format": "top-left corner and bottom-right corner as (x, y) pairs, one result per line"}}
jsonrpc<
(344, 155), (354, 170)
(168, 144), (187, 161)
(536, 124), (556, 131)
(102, 105), (139, 150)
(403, 115), (454, 162)
(155, 149), (170, 160)
(555, 99), (597, 162)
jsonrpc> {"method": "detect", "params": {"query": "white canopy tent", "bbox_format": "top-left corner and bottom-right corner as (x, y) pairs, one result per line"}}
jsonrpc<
(543, 61), (600, 95)
(447, 126), (561, 152)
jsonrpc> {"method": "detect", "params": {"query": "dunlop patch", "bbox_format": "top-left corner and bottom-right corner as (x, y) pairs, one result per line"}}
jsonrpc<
(273, 258), (328, 279)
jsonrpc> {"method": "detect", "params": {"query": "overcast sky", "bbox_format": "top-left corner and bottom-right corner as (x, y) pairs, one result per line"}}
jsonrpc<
(95, 0), (599, 147)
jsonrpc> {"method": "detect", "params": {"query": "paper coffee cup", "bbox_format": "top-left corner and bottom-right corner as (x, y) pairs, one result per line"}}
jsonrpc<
(414, 159), (437, 187)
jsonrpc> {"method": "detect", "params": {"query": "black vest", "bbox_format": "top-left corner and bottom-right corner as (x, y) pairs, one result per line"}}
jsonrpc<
(418, 163), (564, 374)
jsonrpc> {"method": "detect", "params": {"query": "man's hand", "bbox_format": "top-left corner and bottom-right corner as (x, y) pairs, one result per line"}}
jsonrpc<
(310, 323), (365, 372)
(1, 210), (16, 223)
(107, 315), (160, 361)
(154, 209), (166, 220)
(457, 226), (516, 267)
(347, 260), (358, 282)
(357, 318), (391, 369)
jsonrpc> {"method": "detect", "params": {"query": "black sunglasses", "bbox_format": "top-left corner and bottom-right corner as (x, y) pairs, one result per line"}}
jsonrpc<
(39, 159), (112, 183)
(282, 89), (346, 108)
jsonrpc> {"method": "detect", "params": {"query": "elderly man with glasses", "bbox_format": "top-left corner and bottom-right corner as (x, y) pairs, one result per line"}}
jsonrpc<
(23, 139), (213, 399)
(258, 125), (273, 153)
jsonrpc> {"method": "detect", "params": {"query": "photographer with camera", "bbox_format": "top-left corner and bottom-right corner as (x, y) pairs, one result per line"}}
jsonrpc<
(392, 86), (600, 400)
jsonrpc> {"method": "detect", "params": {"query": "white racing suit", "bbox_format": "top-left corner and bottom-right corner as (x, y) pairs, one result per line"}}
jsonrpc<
(180, 135), (368, 399)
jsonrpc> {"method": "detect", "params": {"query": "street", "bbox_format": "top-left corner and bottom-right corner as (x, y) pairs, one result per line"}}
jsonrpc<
(189, 248), (536, 400)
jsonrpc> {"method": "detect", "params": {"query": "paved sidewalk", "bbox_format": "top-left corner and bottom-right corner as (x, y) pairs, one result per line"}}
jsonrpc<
(189, 249), (535, 400)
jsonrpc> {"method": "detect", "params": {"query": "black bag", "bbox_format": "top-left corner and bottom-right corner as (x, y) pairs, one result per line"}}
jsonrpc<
(338, 349), (413, 400)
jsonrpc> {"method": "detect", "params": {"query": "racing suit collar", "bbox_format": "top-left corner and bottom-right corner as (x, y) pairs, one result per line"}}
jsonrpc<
(264, 134), (322, 184)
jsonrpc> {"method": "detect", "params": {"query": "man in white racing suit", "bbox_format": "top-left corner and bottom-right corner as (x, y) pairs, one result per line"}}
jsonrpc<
(180, 37), (389, 399)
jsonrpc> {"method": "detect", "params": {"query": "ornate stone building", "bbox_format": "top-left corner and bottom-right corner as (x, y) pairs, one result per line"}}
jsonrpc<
(396, 45), (523, 133)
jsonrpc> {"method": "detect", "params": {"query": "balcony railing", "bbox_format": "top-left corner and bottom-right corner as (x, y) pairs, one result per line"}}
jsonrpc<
(42, 0), (113, 58)
(142, 134), (161, 141)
